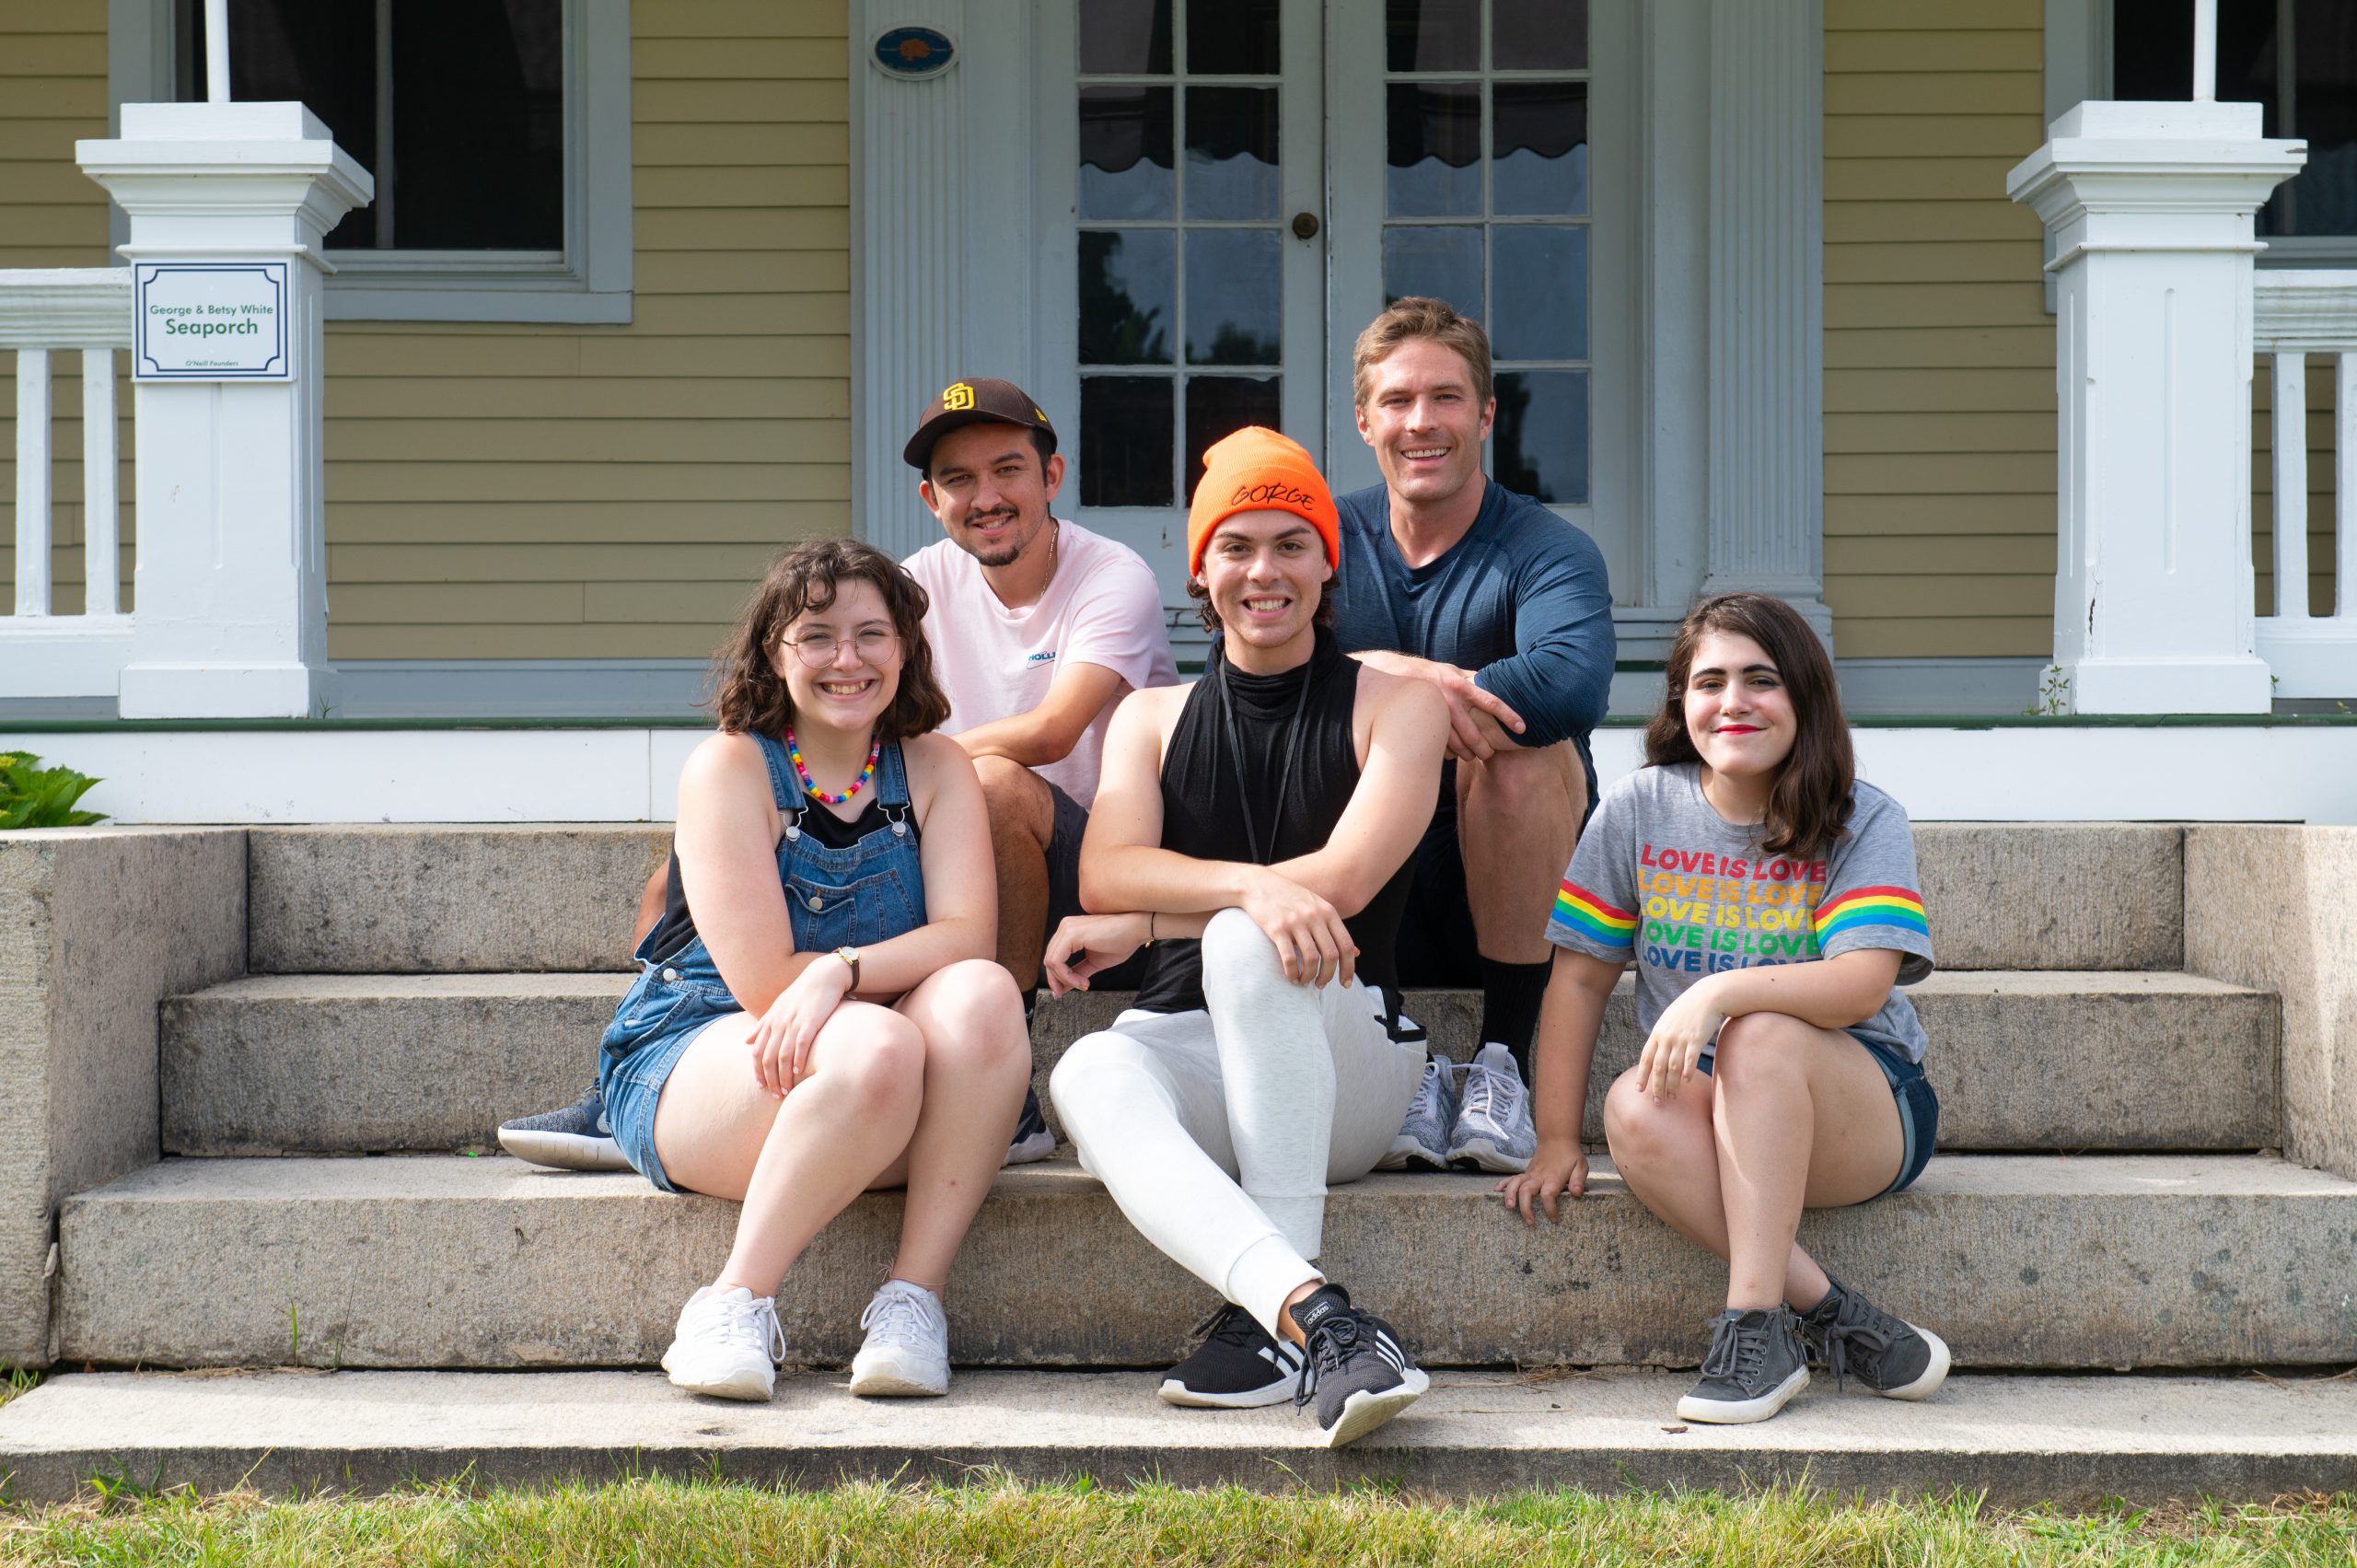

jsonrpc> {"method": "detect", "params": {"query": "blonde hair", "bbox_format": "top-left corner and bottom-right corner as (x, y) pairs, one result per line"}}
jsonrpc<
(1351, 296), (1494, 412)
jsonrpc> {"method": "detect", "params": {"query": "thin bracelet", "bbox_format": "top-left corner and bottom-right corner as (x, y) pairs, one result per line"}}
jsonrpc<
(1145, 911), (1157, 946)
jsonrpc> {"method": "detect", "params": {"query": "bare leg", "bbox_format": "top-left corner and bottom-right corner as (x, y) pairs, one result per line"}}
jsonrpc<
(868, 958), (1033, 1294)
(1602, 1016), (1904, 1311)
(1457, 738), (1585, 964)
(971, 754), (1057, 988)
(652, 1002), (925, 1295)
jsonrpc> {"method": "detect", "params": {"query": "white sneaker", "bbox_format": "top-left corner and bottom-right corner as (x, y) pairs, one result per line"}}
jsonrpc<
(1446, 1042), (1538, 1173)
(660, 1284), (786, 1400)
(848, 1278), (950, 1397)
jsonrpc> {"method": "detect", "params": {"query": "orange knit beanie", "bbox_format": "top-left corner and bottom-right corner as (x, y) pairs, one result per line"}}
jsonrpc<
(1185, 426), (1341, 575)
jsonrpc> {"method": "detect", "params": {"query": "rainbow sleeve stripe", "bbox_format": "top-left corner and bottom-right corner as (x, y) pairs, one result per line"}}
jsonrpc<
(1815, 885), (1928, 942)
(1553, 880), (1637, 948)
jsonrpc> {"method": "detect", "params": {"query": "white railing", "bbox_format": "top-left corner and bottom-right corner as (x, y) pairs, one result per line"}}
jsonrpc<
(1, 269), (135, 699)
(2252, 271), (2357, 699)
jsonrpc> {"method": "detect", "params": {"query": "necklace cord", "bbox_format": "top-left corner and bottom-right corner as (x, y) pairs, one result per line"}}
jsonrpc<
(1217, 645), (1316, 868)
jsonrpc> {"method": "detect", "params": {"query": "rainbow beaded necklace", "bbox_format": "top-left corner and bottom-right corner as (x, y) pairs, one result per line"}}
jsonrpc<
(784, 726), (881, 806)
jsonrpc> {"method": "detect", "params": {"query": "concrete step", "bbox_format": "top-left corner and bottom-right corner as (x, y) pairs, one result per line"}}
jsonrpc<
(2, 1367), (2350, 1505)
(159, 970), (2277, 1156)
(244, 822), (2186, 974)
(57, 1153), (2355, 1373)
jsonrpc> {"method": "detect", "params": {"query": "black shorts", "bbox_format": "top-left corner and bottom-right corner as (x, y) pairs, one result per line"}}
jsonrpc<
(1391, 802), (1480, 988)
(1045, 779), (1149, 990)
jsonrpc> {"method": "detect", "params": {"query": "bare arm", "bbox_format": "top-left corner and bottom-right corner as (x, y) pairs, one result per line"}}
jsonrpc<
(950, 660), (1128, 770)
(1498, 948), (1618, 1224)
(1637, 948), (1905, 1100)
(1350, 647), (1525, 761)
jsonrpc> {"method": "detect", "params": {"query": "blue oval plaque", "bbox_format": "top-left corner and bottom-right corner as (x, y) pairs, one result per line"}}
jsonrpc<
(873, 26), (956, 78)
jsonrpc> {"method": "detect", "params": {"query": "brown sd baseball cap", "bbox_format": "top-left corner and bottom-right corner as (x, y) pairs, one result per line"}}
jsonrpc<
(903, 377), (1059, 470)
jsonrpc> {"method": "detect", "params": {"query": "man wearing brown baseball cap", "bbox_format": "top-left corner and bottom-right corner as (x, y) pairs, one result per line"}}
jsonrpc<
(900, 377), (1178, 1161)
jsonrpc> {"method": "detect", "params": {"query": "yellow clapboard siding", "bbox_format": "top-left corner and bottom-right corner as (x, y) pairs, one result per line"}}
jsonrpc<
(1824, 326), (2055, 370)
(1827, 494), (2058, 535)
(2, 34), (109, 74)
(328, 377), (849, 421)
(0, 1), (111, 30)
(1828, 534), (2056, 575)
(638, 204), (850, 249)
(0, 119), (95, 158)
(584, 581), (774, 623)
(1826, 200), (2041, 243)
(638, 166), (850, 210)
(1833, 618), (2052, 659)
(1825, 158), (2031, 203)
(637, 249), (851, 295)
(0, 158), (115, 204)
(0, 78), (104, 118)
(635, 104), (853, 161)
(635, 0), (846, 41)
(1824, 241), (2042, 285)
(1828, 453), (2055, 495)
(1826, 284), (2049, 330)
(331, 583), (587, 623)
(1826, 0), (2038, 29)
(323, 418), (845, 465)
(322, 462), (849, 505)
(1825, 412), (2056, 455)
(1826, 74), (2041, 116)
(635, 38), (857, 79)
(330, 543), (789, 582)
(1830, 576), (2052, 618)
(325, 337), (586, 377)
(1825, 115), (2046, 158)
(330, 501), (850, 544)
(622, 292), (852, 336)
(1828, 368), (2055, 413)
(578, 334), (853, 379)
(1825, 30), (2041, 73)
(328, 624), (743, 660)
(638, 81), (842, 122)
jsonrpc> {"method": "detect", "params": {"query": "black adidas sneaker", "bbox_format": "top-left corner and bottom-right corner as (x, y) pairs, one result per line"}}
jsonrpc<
(1159, 1303), (1305, 1408)
(1286, 1284), (1428, 1447)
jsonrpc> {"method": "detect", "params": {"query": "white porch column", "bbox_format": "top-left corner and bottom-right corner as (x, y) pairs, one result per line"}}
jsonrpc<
(2007, 101), (2304, 714)
(1700, 0), (1830, 641)
(75, 103), (370, 719)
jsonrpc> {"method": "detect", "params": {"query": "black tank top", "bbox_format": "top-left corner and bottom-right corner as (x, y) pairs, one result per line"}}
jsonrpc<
(1131, 625), (1419, 1016)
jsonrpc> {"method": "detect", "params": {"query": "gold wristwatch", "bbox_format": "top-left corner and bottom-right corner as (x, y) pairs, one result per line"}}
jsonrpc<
(833, 945), (861, 993)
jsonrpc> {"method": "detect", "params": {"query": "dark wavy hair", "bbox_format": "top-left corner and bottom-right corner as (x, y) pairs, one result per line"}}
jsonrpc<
(708, 538), (951, 740)
(1643, 592), (1854, 859)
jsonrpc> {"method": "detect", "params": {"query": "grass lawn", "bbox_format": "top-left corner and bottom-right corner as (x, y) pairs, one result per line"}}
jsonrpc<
(0, 1477), (2350, 1566)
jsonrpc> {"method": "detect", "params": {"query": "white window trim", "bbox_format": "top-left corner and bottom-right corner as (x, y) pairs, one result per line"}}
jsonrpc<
(109, 0), (633, 324)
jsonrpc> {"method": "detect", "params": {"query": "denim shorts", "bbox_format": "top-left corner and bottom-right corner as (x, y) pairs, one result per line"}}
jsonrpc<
(597, 956), (743, 1194)
(1698, 1028), (1938, 1202)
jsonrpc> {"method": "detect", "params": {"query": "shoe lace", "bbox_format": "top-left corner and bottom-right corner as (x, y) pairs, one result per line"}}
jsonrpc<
(1292, 1312), (1361, 1409)
(859, 1283), (943, 1350)
(1698, 1313), (1771, 1383)
(705, 1292), (786, 1362)
(1190, 1302), (1266, 1350)
(1812, 1293), (1895, 1392)
(1407, 1057), (1451, 1121)
(1459, 1057), (1521, 1128)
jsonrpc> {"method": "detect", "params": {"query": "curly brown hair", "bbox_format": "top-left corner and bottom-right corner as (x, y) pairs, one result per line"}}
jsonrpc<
(1643, 592), (1855, 860)
(708, 538), (951, 740)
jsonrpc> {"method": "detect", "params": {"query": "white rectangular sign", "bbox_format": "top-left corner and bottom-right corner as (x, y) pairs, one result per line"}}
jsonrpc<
(133, 261), (293, 381)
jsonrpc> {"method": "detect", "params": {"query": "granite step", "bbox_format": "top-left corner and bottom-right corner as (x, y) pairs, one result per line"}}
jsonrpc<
(56, 1152), (2355, 1373)
(2, 1367), (2350, 1505)
(244, 821), (2188, 974)
(159, 970), (2277, 1156)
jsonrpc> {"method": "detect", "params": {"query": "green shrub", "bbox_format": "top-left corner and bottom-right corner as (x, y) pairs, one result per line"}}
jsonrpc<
(0, 751), (108, 829)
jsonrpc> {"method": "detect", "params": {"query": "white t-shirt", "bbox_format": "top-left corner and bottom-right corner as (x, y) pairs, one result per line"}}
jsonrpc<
(902, 519), (1178, 808)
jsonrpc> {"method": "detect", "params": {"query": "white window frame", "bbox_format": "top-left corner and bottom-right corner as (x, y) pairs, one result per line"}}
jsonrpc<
(109, 0), (633, 323)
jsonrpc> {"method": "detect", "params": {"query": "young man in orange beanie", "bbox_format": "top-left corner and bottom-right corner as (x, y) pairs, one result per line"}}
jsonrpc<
(1042, 427), (1452, 1448)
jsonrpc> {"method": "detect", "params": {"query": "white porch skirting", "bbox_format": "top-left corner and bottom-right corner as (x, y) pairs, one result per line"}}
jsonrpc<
(4, 722), (2351, 827)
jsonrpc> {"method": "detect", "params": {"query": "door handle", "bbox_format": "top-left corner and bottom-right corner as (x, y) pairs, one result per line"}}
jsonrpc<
(1291, 211), (1321, 240)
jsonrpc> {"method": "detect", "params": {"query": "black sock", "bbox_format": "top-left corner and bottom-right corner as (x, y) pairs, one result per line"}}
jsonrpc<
(1478, 957), (1552, 1077)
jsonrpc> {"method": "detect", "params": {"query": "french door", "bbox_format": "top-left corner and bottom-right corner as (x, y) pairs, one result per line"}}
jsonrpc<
(1036, 1), (1621, 641)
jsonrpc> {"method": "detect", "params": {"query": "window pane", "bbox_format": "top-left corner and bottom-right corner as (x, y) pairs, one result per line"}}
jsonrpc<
(1186, 228), (1282, 365)
(1493, 370), (1588, 504)
(213, 1), (377, 245)
(1491, 226), (1586, 362)
(391, 0), (563, 250)
(1185, 87), (1280, 219)
(1081, 87), (1176, 220)
(1383, 225), (1482, 319)
(2278, 0), (2357, 236)
(1386, 0), (1479, 73)
(1079, 230), (1177, 365)
(1493, 82), (1587, 216)
(1387, 83), (1482, 217)
(1185, 376), (1283, 502)
(1082, 377), (1178, 506)
(1081, 0), (1173, 75)
(1492, 0), (1586, 70)
(1186, 0), (1280, 75)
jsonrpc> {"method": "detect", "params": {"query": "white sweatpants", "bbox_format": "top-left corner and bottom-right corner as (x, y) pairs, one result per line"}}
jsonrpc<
(1049, 907), (1427, 1340)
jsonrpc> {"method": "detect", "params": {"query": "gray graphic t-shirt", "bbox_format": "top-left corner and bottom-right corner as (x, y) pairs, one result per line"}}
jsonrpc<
(1544, 763), (1934, 1063)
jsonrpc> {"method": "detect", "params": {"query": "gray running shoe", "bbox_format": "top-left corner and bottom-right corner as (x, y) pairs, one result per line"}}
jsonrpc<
(1795, 1273), (1951, 1400)
(1445, 1043), (1537, 1173)
(1004, 1086), (1057, 1166)
(1378, 1054), (1459, 1170)
(498, 1085), (631, 1171)
(1676, 1306), (1811, 1424)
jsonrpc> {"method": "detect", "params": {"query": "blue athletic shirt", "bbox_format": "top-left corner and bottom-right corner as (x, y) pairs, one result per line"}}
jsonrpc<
(1327, 479), (1616, 760)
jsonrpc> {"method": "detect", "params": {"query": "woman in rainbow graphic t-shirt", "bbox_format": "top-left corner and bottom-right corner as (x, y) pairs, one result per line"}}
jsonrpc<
(1496, 591), (1950, 1427)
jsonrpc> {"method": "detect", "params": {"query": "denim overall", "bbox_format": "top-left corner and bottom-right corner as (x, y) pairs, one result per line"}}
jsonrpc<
(597, 731), (927, 1191)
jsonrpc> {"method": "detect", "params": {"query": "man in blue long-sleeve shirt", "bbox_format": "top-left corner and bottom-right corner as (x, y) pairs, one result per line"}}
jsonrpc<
(1328, 297), (1617, 1175)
